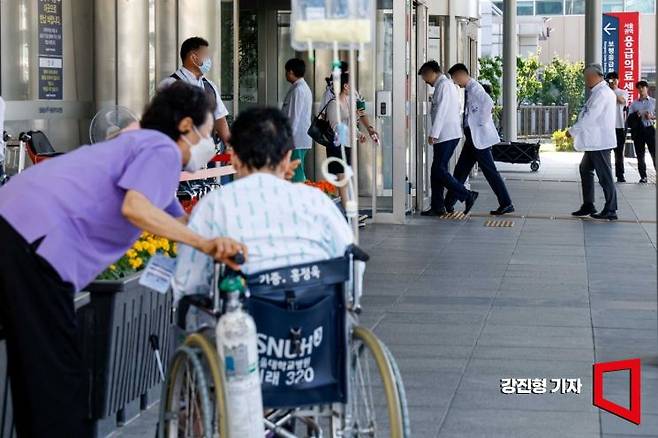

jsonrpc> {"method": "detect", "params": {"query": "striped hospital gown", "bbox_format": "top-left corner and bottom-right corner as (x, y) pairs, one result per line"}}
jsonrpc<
(172, 172), (353, 303)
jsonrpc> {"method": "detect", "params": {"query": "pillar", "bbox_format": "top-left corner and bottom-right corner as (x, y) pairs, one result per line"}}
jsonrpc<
(502, 0), (517, 141)
(585, 0), (602, 67)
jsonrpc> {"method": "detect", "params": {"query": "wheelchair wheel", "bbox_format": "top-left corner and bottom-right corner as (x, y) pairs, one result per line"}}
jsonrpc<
(381, 342), (411, 438)
(158, 333), (230, 438)
(158, 345), (213, 437)
(348, 326), (404, 437)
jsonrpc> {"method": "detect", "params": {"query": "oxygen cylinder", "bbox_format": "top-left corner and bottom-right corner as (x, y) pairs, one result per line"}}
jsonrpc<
(216, 276), (265, 438)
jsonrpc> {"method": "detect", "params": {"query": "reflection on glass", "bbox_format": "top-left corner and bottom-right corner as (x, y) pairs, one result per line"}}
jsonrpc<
(603, 0), (625, 12)
(564, 0), (586, 14)
(535, 0), (563, 15)
(277, 12), (297, 106)
(376, 10), (393, 198)
(221, 3), (258, 120)
(625, 0), (655, 13)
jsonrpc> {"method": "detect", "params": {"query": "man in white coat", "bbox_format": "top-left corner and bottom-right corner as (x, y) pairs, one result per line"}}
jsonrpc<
(282, 58), (313, 182)
(445, 63), (514, 216)
(418, 61), (478, 216)
(568, 64), (618, 221)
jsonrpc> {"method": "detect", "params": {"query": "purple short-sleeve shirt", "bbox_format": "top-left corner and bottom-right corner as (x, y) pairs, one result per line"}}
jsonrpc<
(0, 129), (185, 291)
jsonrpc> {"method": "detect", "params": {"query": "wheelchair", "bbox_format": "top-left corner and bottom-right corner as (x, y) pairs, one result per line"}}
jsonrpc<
(158, 246), (410, 437)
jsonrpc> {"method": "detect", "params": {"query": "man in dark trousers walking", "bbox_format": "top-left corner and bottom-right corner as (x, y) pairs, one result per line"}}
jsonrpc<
(568, 64), (618, 221)
(445, 63), (514, 216)
(418, 61), (478, 216)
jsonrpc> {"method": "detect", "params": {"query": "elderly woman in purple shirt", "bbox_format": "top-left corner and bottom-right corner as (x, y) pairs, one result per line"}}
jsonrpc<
(0, 82), (246, 437)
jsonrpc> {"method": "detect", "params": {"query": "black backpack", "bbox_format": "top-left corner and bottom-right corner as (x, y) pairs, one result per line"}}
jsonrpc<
(307, 99), (336, 148)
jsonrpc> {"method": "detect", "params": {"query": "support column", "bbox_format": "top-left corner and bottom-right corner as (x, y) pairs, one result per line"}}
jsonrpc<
(502, 0), (517, 141)
(232, 0), (240, 117)
(585, 0), (602, 67)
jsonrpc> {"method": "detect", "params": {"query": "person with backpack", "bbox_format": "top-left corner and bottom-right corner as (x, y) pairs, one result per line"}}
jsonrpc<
(159, 37), (230, 146)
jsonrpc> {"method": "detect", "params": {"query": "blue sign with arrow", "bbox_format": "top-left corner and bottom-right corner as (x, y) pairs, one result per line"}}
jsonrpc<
(602, 14), (619, 76)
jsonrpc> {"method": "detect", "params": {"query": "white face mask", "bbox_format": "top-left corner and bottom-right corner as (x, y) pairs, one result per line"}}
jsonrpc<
(183, 127), (216, 172)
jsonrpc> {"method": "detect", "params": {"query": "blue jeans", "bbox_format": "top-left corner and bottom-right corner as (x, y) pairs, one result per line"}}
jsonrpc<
(431, 138), (469, 211)
(446, 129), (512, 209)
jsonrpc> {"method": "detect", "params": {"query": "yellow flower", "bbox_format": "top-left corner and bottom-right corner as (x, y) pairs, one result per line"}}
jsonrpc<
(172, 243), (178, 254)
(133, 241), (144, 252)
(126, 249), (137, 258)
(147, 244), (156, 256)
(109, 264), (117, 271)
(129, 257), (143, 269)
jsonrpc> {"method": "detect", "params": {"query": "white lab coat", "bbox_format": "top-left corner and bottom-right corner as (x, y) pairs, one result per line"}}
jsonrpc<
(429, 75), (462, 143)
(0, 97), (5, 163)
(282, 78), (313, 150)
(464, 79), (500, 150)
(568, 80), (617, 151)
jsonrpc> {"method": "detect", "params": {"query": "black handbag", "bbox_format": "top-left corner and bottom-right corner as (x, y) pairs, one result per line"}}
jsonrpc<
(308, 99), (336, 148)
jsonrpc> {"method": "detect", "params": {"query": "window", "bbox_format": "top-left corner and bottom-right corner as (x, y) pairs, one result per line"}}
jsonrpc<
(602, 0), (625, 12)
(518, 1), (535, 15)
(625, 0), (655, 13)
(535, 0), (563, 15)
(565, 0), (586, 14)
(493, 1), (533, 15)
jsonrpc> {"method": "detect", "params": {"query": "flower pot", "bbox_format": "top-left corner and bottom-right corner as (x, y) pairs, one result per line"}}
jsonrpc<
(78, 273), (173, 437)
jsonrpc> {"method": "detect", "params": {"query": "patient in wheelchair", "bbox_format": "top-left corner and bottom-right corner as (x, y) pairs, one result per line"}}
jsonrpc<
(172, 107), (354, 305)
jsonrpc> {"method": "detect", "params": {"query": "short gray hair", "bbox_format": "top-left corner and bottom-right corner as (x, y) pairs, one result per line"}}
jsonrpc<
(584, 63), (604, 77)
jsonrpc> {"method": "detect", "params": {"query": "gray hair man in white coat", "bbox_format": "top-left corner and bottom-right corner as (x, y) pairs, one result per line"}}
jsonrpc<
(445, 63), (514, 216)
(418, 61), (479, 216)
(568, 64), (618, 221)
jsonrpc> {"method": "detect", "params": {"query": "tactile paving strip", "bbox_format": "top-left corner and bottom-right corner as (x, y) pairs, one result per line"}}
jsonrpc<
(441, 211), (468, 221)
(484, 219), (515, 228)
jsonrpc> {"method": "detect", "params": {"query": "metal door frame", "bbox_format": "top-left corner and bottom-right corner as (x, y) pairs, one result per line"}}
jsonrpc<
(415, 2), (430, 213)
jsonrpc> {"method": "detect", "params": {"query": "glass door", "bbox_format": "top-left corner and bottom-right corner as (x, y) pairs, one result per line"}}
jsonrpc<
(372, 7), (394, 215)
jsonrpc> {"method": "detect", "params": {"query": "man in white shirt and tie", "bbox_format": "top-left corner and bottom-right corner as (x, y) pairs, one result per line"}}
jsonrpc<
(445, 63), (514, 216)
(418, 61), (478, 216)
(568, 64), (618, 221)
(159, 37), (230, 146)
(282, 58), (313, 182)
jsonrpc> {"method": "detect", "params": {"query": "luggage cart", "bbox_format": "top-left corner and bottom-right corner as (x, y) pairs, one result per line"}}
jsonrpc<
(492, 141), (541, 172)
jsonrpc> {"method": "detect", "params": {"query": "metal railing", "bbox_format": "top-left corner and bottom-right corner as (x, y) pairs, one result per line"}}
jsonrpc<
(516, 105), (569, 138)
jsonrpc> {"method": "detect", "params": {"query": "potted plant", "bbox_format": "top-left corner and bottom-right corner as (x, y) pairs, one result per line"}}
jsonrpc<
(78, 233), (177, 437)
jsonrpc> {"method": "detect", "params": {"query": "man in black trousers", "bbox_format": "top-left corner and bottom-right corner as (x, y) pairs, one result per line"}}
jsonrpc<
(445, 64), (514, 216)
(418, 61), (478, 216)
(568, 64), (618, 221)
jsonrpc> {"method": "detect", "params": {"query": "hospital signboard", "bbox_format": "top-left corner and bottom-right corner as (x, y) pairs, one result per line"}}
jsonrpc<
(38, 0), (63, 100)
(602, 11), (640, 103)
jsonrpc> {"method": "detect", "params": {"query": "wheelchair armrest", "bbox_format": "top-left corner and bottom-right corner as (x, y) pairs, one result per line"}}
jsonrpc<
(176, 294), (213, 329)
(36, 152), (64, 158)
(345, 244), (370, 262)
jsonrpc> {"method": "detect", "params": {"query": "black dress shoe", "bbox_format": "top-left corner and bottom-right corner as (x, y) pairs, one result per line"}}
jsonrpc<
(421, 208), (446, 217)
(490, 205), (514, 216)
(617, 177), (626, 183)
(590, 210), (618, 221)
(571, 204), (597, 217)
(639, 177), (648, 184)
(445, 205), (455, 214)
(463, 191), (479, 215)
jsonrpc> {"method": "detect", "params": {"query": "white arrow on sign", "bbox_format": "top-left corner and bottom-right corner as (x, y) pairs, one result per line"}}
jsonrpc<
(603, 22), (617, 35)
